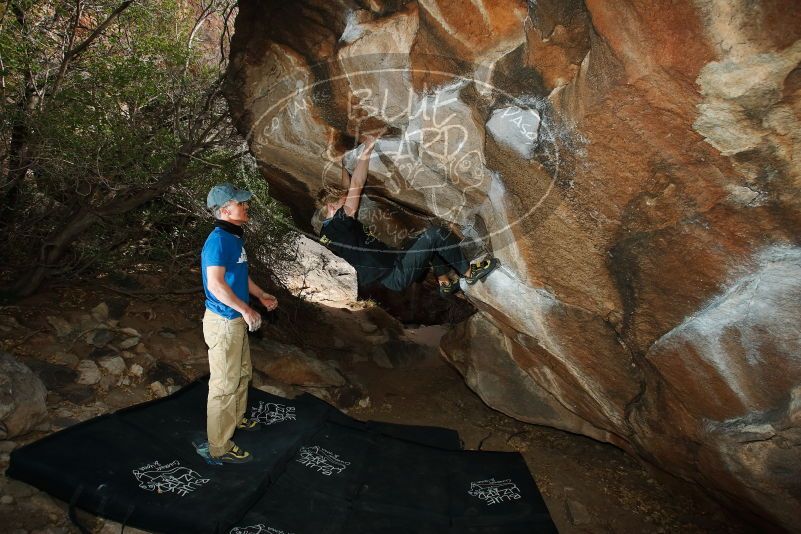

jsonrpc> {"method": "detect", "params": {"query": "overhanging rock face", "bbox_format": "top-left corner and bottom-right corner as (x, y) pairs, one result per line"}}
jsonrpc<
(225, 0), (801, 529)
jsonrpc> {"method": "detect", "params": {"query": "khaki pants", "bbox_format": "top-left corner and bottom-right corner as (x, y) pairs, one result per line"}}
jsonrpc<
(203, 309), (251, 457)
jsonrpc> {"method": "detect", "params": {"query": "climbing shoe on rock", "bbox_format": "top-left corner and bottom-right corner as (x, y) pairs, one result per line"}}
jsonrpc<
(465, 258), (500, 285)
(438, 278), (461, 297)
(215, 444), (253, 464)
(236, 417), (259, 431)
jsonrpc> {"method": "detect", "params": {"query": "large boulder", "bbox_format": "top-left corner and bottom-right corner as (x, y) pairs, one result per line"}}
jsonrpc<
(278, 235), (358, 305)
(226, 0), (801, 529)
(0, 352), (48, 439)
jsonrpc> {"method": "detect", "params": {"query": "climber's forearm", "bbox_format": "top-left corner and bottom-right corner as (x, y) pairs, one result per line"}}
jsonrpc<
(343, 143), (374, 217)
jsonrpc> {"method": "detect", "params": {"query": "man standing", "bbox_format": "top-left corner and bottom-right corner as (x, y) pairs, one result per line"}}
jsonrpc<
(202, 183), (278, 464)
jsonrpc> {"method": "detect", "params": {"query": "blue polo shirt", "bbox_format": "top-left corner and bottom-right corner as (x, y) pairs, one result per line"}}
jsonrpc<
(201, 227), (249, 319)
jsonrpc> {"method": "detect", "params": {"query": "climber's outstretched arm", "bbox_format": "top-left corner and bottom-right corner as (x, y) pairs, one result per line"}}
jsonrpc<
(343, 136), (378, 218)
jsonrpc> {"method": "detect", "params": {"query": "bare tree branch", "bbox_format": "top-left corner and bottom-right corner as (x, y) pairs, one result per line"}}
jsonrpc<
(50, 0), (135, 97)
(219, 0), (237, 68)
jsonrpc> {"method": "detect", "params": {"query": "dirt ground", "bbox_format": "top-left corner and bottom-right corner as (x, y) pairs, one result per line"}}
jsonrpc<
(0, 283), (758, 533)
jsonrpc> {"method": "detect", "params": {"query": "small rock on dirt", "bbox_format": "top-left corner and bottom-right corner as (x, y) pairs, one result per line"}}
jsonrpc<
(87, 328), (114, 348)
(78, 313), (98, 332)
(119, 327), (140, 337)
(91, 302), (110, 323)
(45, 316), (72, 337)
(150, 381), (168, 398)
(76, 360), (101, 385)
(98, 355), (126, 376)
(118, 337), (140, 350)
(48, 351), (79, 368)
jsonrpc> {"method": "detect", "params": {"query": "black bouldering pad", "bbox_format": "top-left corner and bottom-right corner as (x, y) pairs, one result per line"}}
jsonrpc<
(8, 378), (556, 533)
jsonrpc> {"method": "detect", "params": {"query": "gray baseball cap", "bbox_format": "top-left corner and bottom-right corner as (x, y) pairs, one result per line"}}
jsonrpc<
(207, 183), (253, 209)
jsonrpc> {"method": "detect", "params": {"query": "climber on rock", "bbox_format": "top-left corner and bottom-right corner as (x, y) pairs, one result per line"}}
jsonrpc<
(315, 133), (499, 296)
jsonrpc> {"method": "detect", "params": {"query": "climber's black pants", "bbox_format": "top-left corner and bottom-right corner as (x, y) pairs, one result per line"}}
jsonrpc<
(380, 226), (469, 291)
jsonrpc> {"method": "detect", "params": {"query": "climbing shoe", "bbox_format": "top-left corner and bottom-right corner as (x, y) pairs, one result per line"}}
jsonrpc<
(465, 258), (500, 285)
(215, 444), (253, 464)
(438, 278), (461, 297)
(236, 417), (259, 431)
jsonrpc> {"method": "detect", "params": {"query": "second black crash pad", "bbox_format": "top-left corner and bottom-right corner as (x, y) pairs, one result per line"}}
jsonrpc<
(8, 378), (556, 533)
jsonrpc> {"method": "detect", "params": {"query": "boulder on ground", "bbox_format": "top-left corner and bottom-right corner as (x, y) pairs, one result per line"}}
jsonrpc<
(0, 352), (48, 439)
(87, 328), (114, 348)
(252, 339), (346, 387)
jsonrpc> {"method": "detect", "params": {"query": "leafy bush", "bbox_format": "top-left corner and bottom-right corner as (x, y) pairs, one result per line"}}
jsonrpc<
(0, 0), (296, 295)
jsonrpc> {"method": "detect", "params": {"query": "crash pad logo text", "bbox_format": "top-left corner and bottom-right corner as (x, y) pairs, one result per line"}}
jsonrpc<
(230, 524), (293, 534)
(296, 445), (349, 476)
(133, 460), (210, 496)
(250, 401), (296, 425)
(468, 478), (521, 506)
